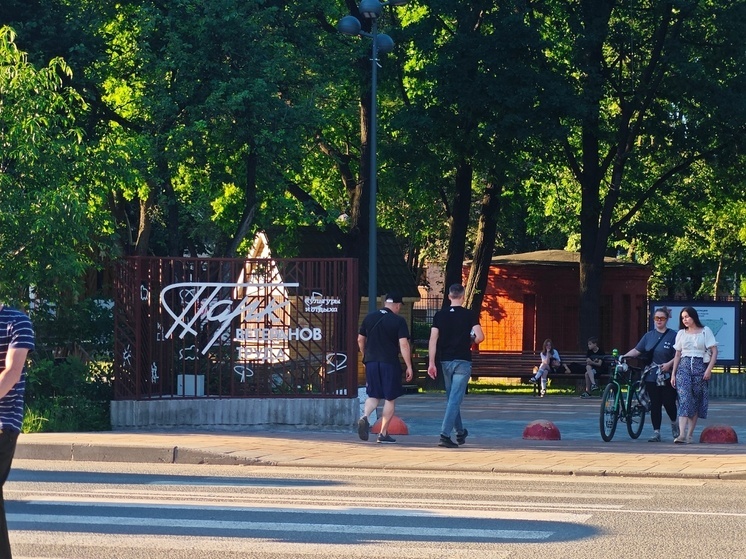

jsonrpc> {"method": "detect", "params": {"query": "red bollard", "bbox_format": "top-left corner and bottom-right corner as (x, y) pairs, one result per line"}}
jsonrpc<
(523, 419), (561, 440)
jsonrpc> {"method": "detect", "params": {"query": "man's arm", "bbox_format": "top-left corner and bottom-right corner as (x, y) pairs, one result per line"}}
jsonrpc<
(0, 347), (30, 400)
(471, 324), (485, 345)
(399, 337), (414, 382)
(357, 334), (366, 356)
(427, 327), (439, 379)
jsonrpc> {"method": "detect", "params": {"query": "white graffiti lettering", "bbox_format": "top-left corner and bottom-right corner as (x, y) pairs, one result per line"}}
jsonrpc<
(325, 352), (348, 373)
(234, 327), (322, 341)
(122, 345), (132, 366)
(304, 291), (341, 313)
(160, 281), (299, 354)
(233, 364), (254, 382)
(179, 345), (198, 361)
(236, 347), (291, 362)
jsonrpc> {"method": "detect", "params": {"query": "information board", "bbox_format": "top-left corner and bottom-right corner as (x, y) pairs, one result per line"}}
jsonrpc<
(649, 301), (738, 365)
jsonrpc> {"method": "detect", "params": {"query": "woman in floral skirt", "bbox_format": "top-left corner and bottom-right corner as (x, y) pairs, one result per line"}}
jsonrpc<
(671, 307), (718, 444)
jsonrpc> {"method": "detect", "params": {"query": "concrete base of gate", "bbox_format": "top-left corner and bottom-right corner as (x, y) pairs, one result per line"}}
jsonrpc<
(699, 424), (738, 444)
(522, 419), (561, 440)
(111, 397), (359, 430)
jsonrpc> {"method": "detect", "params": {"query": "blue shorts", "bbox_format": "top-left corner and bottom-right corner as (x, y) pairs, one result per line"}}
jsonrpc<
(365, 362), (403, 401)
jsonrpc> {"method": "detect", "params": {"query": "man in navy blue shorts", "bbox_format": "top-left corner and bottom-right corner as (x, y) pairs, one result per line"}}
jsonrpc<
(357, 293), (413, 443)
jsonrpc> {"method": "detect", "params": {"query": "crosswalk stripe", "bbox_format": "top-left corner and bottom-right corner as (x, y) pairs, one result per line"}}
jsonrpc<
(9, 514), (553, 540)
(19, 497), (594, 522)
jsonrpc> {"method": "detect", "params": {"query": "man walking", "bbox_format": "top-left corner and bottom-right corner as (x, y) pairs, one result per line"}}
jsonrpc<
(427, 284), (484, 448)
(357, 293), (414, 443)
(0, 302), (35, 557)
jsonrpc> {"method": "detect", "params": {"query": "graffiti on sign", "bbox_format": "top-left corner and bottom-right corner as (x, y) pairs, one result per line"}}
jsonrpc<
(160, 281), (300, 354)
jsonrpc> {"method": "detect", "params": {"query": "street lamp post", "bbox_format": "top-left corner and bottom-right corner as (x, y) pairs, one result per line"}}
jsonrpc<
(338, 0), (407, 313)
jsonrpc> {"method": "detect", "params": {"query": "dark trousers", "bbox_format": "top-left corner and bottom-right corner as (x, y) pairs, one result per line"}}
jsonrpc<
(0, 430), (19, 559)
(646, 380), (678, 430)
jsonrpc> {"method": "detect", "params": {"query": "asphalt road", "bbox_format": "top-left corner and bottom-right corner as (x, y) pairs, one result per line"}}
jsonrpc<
(8, 459), (746, 558)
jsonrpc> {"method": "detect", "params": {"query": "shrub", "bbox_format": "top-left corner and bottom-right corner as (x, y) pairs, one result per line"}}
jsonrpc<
(22, 297), (114, 432)
(24, 357), (112, 432)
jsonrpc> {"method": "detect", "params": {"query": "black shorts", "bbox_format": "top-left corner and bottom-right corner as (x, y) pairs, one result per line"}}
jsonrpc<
(365, 361), (403, 401)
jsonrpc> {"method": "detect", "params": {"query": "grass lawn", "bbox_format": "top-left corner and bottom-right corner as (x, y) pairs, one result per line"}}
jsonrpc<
(418, 376), (580, 396)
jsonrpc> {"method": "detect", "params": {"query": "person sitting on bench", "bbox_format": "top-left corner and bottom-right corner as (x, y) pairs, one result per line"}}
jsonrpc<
(529, 338), (562, 397)
(580, 336), (606, 398)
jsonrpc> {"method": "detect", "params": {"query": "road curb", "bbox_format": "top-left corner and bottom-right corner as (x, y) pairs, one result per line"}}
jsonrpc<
(16, 442), (271, 467)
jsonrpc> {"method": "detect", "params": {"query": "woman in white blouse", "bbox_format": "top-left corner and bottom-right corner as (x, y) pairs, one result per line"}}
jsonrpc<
(671, 307), (718, 444)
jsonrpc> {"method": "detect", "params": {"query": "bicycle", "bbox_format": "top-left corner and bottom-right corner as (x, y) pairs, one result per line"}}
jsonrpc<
(599, 356), (647, 441)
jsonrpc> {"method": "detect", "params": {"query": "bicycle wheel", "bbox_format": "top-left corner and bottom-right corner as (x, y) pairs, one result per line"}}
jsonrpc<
(626, 381), (647, 439)
(599, 383), (619, 442)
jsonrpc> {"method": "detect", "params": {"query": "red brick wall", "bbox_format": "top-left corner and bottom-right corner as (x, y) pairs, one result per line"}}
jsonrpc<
(477, 263), (650, 355)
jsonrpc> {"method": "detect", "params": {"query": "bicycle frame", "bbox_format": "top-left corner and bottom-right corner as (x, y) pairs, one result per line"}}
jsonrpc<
(599, 358), (646, 442)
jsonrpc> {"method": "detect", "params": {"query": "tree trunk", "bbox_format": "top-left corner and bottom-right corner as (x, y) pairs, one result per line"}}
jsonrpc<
(465, 180), (502, 313)
(714, 254), (724, 296)
(576, 0), (614, 349)
(442, 160), (473, 307)
(134, 185), (155, 256)
(225, 151), (258, 257)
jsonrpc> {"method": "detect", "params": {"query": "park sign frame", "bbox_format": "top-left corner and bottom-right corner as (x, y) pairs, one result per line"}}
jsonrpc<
(649, 300), (739, 366)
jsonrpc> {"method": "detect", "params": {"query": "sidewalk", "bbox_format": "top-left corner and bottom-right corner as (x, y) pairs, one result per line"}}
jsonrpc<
(16, 394), (746, 480)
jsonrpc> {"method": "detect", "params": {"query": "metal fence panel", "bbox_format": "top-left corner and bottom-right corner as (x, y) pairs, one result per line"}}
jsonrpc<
(114, 257), (358, 399)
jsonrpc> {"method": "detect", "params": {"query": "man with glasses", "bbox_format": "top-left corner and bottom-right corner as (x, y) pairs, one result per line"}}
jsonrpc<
(622, 307), (678, 442)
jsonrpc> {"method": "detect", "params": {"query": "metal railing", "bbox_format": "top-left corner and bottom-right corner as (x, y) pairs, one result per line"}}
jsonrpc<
(114, 257), (359, 400)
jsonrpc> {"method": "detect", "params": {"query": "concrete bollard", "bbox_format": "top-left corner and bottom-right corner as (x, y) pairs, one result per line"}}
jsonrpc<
(371, 415), (409, 435)
(699, 424), (738, 444)
(523, 419), (561, 440)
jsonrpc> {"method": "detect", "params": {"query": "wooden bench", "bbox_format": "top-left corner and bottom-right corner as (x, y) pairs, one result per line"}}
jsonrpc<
(471, 351), (611, 394)
(410, 351), (612, 394)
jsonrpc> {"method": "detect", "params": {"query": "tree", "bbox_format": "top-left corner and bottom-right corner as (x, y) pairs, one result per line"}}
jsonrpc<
(531, 0), (746, 346)
(390, 1), (548, 307)
(0, 26), (96, 303)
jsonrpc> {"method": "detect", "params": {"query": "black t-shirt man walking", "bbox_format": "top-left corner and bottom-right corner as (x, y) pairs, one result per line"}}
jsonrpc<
(357, 293), (413, 443)
(427, 284), (484, 448)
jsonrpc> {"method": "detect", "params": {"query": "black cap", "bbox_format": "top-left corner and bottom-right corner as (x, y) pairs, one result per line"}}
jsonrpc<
(385, 292), (403, 304)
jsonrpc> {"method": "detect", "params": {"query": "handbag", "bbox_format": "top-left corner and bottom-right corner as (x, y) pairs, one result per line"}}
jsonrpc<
(702, 331), (712, 363)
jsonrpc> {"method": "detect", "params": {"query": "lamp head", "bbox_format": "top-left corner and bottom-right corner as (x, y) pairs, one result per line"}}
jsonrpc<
(359, 0), (383, 19)
(337, 15), (362, 36)
(376, 33), (395, 54)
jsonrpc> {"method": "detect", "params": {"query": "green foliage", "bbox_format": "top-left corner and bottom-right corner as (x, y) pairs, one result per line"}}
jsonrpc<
(23, 297), (114, 432)
(411, 320), (431, 342)
(0, 26), (97, 303)
(3, 0), (746, 305)
(24, 357), (112, 432)
(32, 298), (114, 360)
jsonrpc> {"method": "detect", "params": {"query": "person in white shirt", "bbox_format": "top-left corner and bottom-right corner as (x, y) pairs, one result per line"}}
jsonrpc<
(671, 306), (718, 444)
(529, 338), (562, 397)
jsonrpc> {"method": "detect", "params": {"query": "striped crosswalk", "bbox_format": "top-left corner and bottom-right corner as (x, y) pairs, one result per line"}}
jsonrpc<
(6, 463), (633, 558)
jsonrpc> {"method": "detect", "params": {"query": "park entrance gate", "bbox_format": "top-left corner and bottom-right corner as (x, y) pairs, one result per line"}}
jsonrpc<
(112, 257), (359, 427)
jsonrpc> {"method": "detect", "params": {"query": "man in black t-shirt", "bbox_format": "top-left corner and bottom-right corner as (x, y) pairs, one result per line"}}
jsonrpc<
(427, 284), (484, 448)
(357, 293), (413, 444)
